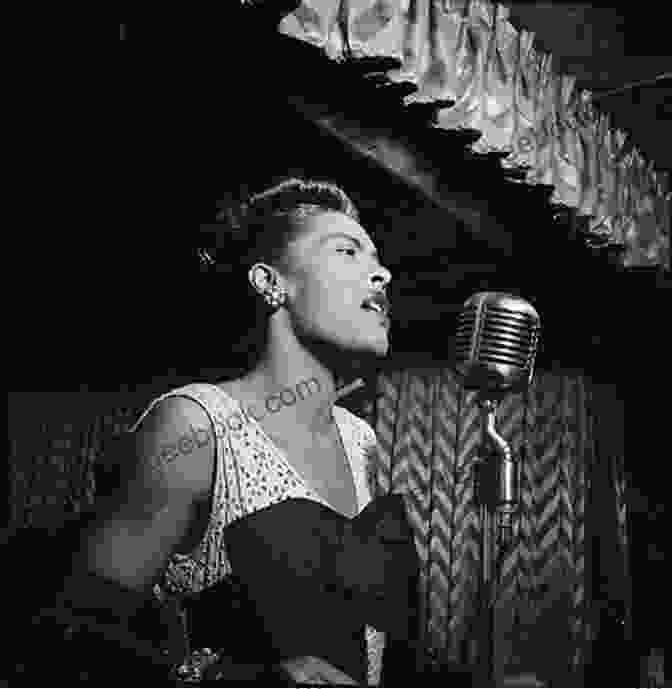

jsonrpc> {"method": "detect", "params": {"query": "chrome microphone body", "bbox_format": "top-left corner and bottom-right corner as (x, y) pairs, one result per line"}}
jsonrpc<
(455, 292), (540, 396)
(455, 292), (541, 536)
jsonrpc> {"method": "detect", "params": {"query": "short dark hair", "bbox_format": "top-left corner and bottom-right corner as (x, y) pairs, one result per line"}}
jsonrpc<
(217, 177), (360, 271)
(202, 178), (360, 364)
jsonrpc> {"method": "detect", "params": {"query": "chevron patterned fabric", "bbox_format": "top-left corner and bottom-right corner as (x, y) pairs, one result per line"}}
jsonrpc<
(369, 366), (628, 685)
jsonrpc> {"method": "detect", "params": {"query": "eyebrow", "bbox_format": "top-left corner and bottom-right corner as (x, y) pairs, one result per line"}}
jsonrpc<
(320, 232), (381, 263)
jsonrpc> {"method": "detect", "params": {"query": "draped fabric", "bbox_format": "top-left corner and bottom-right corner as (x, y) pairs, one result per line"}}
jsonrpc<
(7, 371), (629, 686)
(356, 366), (629, 685)
(278, 0), (670, 269)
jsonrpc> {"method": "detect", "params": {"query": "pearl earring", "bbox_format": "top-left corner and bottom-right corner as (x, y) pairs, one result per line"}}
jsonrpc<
(263, 284), (287, 309)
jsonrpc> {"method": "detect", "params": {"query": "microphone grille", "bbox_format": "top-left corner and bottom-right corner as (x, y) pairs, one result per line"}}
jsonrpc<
(455, 292), (541, 393)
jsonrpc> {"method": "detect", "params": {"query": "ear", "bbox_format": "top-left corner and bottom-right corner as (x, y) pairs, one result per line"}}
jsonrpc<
(248, 263), (280, 295)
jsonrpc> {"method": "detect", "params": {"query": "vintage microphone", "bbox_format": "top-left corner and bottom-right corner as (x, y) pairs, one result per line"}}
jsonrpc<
(454, 292), (541, 685)
(455, 292), (540, 393)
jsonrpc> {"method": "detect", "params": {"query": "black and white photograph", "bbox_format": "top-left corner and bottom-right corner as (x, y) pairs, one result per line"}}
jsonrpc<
(4, 5), (670, 687)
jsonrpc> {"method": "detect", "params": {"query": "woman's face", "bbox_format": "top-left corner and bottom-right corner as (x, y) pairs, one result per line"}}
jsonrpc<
(281, 211), (393, 357)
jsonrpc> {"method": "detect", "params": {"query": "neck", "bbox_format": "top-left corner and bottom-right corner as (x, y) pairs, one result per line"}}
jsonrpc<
(241, 322), (368, 435)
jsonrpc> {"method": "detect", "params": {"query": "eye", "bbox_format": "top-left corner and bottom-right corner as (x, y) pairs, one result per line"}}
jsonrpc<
(337, 247), (357, 257)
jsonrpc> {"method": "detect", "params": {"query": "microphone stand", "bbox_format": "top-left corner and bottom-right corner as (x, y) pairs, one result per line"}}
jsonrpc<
(472, 393), (520, 687)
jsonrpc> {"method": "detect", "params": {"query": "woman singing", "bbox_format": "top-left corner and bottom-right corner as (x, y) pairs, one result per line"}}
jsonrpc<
(50, 177), (420, 686)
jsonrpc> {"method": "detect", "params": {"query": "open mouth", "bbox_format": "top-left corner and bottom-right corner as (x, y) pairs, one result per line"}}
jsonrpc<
(362, 301), (385, 314)
(361, 295), (390, 321)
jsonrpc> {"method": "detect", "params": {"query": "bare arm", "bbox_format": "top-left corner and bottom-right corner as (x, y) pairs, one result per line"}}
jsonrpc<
(39, 396), (216, 677)
(73, 395), (215, 592)
(58, 397), (361, 684)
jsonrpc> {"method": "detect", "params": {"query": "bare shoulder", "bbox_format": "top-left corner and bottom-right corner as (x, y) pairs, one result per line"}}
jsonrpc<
(130, 394), (218, 501)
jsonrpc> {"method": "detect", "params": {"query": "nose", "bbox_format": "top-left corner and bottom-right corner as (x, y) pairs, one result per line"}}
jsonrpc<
(369, 264), (392, 292)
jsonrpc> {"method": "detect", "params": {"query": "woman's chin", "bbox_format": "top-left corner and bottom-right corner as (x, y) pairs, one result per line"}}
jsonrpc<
(326, 334), (389, 363)
(370, 338), (390, 357)
(352, 332), (390, 358)
(298, 329), (389, 364)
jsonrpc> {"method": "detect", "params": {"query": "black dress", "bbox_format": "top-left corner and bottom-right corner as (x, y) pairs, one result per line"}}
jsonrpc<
(188, 493), (420, 685)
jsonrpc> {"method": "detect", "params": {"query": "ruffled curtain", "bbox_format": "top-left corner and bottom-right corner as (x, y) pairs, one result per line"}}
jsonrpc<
(279, 0), (670, 269)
